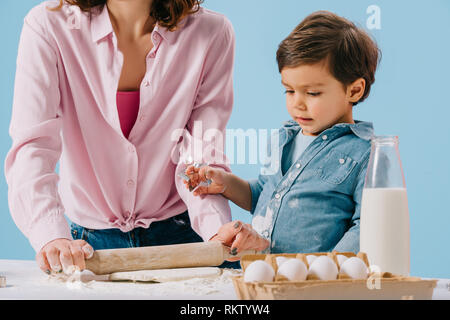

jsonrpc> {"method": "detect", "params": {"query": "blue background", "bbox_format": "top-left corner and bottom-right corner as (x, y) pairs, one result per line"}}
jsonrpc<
(1, 0), (449, 278)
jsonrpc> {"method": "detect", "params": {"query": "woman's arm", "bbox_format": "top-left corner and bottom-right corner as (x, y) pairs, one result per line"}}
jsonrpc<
(5, 5), (94, 274)
(173, 16), (236, 242)
(4, 8), (71, 252)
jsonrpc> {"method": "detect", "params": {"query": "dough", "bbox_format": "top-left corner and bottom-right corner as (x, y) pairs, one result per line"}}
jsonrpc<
(108, 267), (222, 283)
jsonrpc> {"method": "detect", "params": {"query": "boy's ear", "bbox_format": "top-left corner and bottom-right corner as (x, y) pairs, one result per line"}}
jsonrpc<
(347, 78), (366, 104)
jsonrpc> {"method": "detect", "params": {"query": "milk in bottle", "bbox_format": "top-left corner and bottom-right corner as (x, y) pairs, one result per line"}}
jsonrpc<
(360, 136), (410, 276)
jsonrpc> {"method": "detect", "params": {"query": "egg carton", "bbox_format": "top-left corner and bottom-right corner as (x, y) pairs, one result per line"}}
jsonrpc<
(232, 251), (437, 300)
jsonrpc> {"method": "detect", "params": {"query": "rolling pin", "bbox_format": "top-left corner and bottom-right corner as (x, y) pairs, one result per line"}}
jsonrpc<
(85, 241), (256, 275)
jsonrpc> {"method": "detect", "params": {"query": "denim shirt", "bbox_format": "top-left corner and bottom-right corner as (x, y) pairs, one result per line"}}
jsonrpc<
(248, 119), (374, 254)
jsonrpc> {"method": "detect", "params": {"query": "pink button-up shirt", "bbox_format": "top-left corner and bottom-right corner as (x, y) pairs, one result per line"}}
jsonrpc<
(4, 1), (235, 252)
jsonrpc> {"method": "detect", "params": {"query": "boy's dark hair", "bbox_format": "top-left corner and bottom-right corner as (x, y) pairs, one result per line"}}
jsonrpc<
(276, 11), (381, 105)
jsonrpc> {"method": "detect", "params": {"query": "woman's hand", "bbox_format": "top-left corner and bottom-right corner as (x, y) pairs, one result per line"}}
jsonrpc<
(36, 238), (94, 274)
(209, 220), (270, 261)
(183, 165), (227, 196)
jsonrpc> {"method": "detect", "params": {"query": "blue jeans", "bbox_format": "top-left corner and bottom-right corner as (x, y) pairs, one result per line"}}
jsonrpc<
(70, 211), (240, 269)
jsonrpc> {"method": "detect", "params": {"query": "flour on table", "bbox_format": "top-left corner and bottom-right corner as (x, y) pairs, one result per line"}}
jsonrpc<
(45, 267), (242, 296)
(109, 267), (222, 282)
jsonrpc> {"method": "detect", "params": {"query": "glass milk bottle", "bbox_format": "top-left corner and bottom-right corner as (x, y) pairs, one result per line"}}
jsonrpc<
(360, 136), (410, 276)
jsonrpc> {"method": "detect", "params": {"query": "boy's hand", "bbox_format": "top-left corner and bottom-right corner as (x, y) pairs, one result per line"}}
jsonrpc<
(183, 165), (227, 196)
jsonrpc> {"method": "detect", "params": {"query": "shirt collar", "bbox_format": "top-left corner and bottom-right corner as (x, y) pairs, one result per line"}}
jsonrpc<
(90, 4), (113, 43)
(90, 4), (182, 44)
(153, 23), (179, 44)
(282, 119), (374, 141)
(334, 120), (374, 141)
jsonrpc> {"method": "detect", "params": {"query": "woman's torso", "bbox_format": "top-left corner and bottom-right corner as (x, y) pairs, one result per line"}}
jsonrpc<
(26, 1), (233, 231)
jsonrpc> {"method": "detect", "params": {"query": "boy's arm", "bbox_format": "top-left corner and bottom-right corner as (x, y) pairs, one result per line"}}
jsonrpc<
(191, 128), (278, 213)
(222, 172), (253, 212)
(333, 155), (370, 253)
(247, 175), (268, 214)
(245, 128), (280, 214)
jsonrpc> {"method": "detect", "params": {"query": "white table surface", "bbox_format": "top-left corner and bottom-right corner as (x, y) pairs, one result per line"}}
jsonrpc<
(1, 259), (449, 300)
(0, 259), (238, 300)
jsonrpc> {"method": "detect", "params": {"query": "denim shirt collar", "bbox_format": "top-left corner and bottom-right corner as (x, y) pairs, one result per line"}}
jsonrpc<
(281, 119), (374, 143)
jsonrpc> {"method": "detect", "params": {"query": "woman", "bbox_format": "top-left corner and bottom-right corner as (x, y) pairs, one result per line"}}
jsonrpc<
(5, 0), (268, 274)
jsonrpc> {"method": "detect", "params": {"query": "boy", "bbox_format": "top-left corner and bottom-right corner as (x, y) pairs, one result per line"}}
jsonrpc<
(184, 11), (380, 254)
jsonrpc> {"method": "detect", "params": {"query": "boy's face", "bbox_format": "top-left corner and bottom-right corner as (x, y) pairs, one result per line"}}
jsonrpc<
(281, 60), (360, 136)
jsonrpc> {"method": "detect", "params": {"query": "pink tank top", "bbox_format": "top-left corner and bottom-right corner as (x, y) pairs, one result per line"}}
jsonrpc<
(116, 90), (140, 139)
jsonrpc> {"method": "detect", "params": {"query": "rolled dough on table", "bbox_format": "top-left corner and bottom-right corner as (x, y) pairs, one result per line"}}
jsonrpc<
(108, 267), (223, 283)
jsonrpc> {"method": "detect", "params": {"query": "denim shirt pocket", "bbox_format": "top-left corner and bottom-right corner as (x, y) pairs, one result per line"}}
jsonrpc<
(316, 150), (358, 185)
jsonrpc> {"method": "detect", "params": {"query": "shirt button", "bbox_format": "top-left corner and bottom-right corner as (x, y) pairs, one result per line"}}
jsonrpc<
(274, 193), (281, 199)
(139, 115), (146, 122)
(339, 158), (345, 164)
(263, 230), (269, 238)
(149, 52), (156, 59)
(127, 179), (135, 187)
(295, 163), (301, 169)
(322, 135), (328, 140)
(128, 145), (135, 153)
(144, 80), (150, 87)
